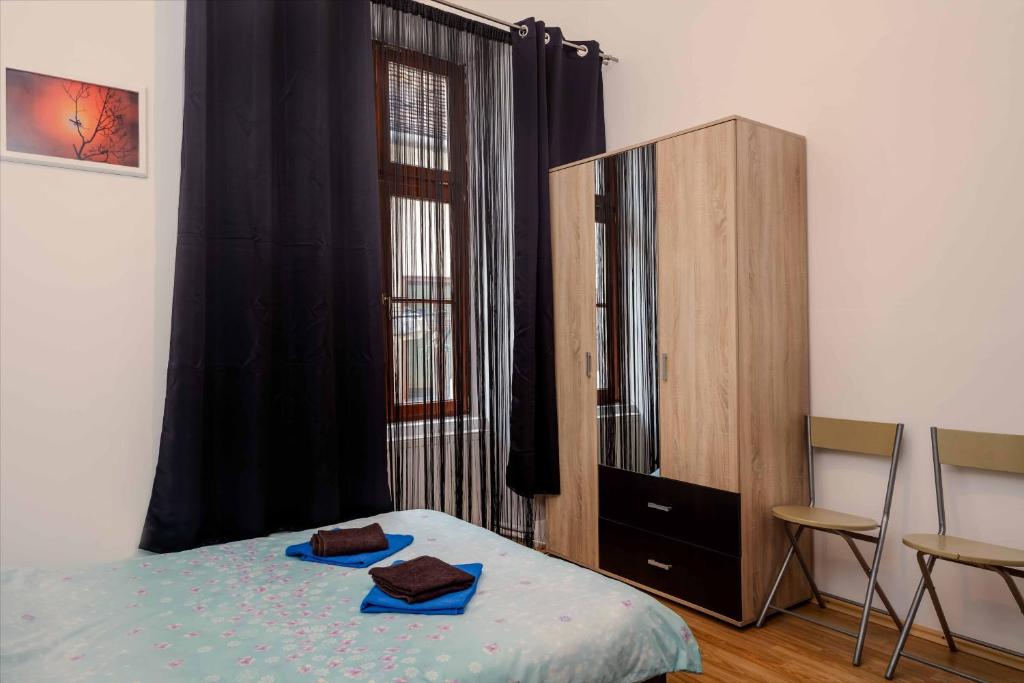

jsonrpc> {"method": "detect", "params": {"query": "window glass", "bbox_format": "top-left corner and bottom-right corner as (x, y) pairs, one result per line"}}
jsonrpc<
(595, 222), (608, 304)
(596, 306), (609, 391)
(388, 62), (449, 171)
(391, 301), (455, 405)
(390, 197), (452, 300)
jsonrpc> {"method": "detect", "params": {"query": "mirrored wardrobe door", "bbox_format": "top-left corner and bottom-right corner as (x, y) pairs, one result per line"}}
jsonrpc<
(594, 144), (659, 477)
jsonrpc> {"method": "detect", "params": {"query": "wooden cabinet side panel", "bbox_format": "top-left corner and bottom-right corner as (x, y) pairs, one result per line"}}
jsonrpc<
(735, 120), (811, 620)
(545, 162), (599, 569)
(656, 122), (740, 492)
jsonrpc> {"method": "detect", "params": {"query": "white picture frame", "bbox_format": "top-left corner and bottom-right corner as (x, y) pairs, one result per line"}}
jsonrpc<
(0, 66), (148, 178)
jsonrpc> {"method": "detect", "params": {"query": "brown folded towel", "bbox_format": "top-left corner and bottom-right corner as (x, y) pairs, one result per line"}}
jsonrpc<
(310, 523), (388, 557)
(369, 555), (475, 603)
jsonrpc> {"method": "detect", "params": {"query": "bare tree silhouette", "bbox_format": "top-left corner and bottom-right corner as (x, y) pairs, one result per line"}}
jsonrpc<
(61, 81), (137, 164)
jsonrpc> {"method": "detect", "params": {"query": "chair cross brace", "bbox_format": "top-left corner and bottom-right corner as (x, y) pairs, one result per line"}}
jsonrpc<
(757, 521), (903, 665)
(884, 551), (1024, 680)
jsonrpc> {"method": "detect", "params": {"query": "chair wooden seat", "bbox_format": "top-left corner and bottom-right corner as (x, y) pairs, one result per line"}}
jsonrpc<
(903, 533), (1024, 567)
(772, 504), (880, 532)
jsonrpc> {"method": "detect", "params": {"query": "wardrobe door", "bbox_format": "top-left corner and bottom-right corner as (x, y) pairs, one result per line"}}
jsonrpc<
(546, 161), (599, 568)
(656, 122), (739, 492)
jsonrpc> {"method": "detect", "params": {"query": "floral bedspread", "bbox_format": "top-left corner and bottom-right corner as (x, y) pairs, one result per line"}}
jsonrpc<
(1, 509), (700, 682)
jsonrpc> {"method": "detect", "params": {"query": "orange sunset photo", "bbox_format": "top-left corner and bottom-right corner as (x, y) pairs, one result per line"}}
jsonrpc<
(4, 68), (140, 169)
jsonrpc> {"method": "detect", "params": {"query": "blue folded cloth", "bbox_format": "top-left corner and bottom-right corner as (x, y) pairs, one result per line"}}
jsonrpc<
(285, 533), (413, 568)
(360, 561), (483, 615)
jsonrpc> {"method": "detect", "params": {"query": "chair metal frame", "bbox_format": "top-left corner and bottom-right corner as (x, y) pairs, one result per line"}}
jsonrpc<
(884, 427), (1024, 682)
(756, 415), (905, 667)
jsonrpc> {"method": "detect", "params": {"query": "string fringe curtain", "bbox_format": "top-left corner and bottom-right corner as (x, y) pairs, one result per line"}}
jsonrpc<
(370, 0), (533, 543)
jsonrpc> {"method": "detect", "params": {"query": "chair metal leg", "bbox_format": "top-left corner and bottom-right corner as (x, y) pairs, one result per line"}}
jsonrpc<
(884, 568), (931, 680)
(852, 522), (890, 666)
(916, 551), (957, 652)
(757, 528), (811, 626)
(992, 566), (1024, 616)
(757, 536), (797, 627)
(784, 523), (827, 609)
(839, 532), (903, 630)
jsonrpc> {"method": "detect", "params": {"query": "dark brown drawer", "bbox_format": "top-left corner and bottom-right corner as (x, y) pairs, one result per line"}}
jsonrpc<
(599, 465), (741, 557)
(599, 518), (742, 621)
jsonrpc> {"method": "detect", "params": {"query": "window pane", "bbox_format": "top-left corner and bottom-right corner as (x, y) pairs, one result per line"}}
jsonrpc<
(388, 61), (449, 171)
(391, 197), (452, 299)
(391, 301), (455, 406)
(595, 222), (607, 305)
(596, 306), (609, 391)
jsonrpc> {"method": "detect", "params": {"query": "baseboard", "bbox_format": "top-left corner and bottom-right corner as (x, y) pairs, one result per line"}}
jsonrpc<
(822, 595), (1024, 673)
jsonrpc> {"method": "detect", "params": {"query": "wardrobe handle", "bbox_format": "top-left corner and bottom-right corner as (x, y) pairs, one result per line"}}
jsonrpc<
(647, 502), (672, 512)
(585, 351), (592, 378)
(660, 353), (668, 382)
(647, 559), (672, 571)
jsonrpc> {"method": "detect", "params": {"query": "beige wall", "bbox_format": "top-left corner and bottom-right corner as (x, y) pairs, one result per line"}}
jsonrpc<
(463, 0), (1024, 652)
(0, 0), (170, 567)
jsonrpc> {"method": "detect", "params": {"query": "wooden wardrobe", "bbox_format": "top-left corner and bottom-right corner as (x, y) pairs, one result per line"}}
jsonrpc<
(545, 116), (810, 625)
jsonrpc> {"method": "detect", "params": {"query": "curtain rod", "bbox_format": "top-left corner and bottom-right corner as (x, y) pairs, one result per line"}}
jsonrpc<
(426, 0), (619, 63)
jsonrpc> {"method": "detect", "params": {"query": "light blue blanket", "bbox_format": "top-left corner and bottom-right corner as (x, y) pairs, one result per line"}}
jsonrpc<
(1, 510), (701, 682)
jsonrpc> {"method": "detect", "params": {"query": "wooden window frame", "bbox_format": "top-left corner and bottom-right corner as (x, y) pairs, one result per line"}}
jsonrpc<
(374, 43), (471, 422)
(595, 158), (622, 406)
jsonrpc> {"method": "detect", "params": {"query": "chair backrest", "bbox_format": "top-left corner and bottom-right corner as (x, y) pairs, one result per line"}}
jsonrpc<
(929, 427), (1024, 534)
(805, 416), (903, 512)
(809, 416), (901, 458)
(934, 428), (1024, 475)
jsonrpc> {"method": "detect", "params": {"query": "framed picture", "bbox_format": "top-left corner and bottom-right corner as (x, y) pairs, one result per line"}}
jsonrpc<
(1, 67), (147, 177)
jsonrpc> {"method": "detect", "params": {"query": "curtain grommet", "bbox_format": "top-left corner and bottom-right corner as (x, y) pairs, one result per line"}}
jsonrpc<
(544, 32), (551, 45)
(518, 25), (529, 38)
(576, 45), (589, 57)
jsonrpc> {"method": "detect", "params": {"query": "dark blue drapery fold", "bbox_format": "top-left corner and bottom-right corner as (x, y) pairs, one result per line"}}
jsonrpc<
(142, 0), (392, 553)
(508, 19), (606, 497)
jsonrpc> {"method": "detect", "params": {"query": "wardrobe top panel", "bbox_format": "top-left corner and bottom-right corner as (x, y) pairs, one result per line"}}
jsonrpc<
(549, 115), (806, 174)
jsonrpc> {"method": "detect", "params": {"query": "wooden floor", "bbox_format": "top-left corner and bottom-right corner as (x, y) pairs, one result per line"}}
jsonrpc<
(664, 600), (1021, 682)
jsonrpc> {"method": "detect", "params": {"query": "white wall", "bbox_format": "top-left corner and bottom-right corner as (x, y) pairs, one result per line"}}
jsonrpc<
(464, 0), (1024, 650)
(0, 0), (184, 568)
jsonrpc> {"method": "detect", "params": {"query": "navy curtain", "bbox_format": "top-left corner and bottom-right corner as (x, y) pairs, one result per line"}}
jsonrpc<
(141, 0), (392, 553)
(508, 19), (606, 497)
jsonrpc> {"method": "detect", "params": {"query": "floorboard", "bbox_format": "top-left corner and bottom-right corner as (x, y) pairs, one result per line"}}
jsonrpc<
(664, 600), (1021, 682)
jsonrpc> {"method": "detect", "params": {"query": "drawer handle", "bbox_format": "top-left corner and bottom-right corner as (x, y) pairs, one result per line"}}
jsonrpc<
(647, 559), (672, 571)
(647, 502), (672, 512)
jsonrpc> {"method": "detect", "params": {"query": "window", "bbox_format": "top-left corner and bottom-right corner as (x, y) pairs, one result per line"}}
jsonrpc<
(374, 44), (469, 421)
(595, 158), (621, 405)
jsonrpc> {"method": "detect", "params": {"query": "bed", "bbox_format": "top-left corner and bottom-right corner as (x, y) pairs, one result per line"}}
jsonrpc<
(1, 509), (701, 682)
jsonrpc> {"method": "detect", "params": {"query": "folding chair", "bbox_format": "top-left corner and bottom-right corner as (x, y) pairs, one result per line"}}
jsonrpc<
(885, 427), (1024, 681)
(757, 415), (905, 666)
